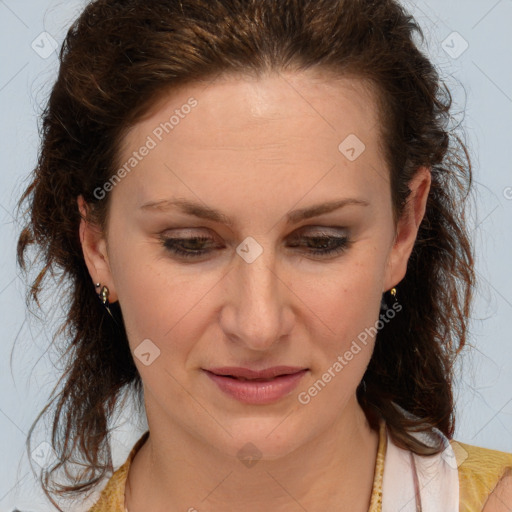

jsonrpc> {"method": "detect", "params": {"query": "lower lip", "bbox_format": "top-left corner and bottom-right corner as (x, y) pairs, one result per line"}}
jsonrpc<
(204, 370), (308, 404)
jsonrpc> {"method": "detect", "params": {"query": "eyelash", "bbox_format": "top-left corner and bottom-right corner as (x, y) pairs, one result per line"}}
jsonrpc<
(160, 232), (352, 260)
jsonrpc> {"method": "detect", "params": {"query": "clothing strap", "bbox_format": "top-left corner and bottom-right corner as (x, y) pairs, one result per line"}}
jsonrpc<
(381, 428), (459, 512)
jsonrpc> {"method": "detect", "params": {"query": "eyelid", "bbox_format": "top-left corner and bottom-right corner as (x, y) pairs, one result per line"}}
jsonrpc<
(294, 225), (347, 233)
(161, 224), (348, 236)
(159, 225), (350, 247)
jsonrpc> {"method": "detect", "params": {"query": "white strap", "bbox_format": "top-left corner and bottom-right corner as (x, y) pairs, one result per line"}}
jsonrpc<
(382, 429), (459, 512)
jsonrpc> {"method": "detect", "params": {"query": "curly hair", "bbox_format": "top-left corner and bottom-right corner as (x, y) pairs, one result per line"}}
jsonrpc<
(16, 0), (475, 508)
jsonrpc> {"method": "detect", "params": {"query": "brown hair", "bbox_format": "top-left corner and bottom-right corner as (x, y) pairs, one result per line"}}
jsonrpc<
(17, 0), (474, 507)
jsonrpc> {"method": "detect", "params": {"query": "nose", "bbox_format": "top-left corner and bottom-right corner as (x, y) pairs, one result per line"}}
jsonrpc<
(219, 244), (294, 352)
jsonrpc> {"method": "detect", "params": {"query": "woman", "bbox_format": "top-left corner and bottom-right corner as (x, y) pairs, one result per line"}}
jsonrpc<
(17, 0), (512, 511)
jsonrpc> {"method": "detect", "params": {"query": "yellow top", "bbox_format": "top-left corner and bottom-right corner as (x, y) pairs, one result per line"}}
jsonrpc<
(88, 424), (512, 512)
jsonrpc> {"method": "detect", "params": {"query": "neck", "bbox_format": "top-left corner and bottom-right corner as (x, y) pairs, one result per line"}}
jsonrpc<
(125, 398), (380, 512)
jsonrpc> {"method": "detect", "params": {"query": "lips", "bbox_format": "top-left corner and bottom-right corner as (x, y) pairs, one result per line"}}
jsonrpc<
(205, 366), (307, 380)
(204, 367), (308, 404)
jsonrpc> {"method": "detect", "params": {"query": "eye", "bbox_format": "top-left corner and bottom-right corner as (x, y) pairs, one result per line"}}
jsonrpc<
(159, 229), (352, 260)
(160, 235), (216, 259)
(288, 232), (352, 257)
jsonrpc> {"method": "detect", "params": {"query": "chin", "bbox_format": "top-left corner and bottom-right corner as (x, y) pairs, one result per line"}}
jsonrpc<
(204, 415), (314, 463)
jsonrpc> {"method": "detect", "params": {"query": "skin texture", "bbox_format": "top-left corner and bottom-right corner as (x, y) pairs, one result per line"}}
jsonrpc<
(482, 470), (512, 512)
(79, 70), (431, 511)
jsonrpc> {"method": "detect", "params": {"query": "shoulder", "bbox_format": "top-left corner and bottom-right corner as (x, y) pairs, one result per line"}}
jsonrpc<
(482, 469), (512, 512)
(451, 440), (512, 511)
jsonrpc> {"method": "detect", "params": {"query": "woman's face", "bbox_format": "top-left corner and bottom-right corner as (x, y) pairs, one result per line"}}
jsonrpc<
(80, 70), (430, 459)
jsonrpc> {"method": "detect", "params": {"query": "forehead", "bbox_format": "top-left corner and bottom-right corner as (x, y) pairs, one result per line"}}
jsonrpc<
(114, 70), (389, 217)
(125, 70), (381, 147)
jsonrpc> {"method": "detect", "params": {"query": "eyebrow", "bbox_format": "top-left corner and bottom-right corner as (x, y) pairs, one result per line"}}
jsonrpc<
(140, 197), (369, 226)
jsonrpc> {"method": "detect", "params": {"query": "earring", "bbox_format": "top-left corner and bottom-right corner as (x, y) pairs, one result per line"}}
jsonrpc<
(381, 287), (398, 311)
(99, 285), (115, 320)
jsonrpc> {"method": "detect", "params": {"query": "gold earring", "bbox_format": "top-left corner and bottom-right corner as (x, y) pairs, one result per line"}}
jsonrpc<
(100, 285), (109, 305)
(99, 285), (115, 319)
(390, 287), (398, 306)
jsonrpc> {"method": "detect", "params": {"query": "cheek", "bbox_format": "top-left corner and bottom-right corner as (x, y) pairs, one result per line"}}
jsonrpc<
(306, 285), (380, 383)
(109, 239), (219, 357)
(106, 233), (169, 339)
(295, 274), (382, 406)
(294, 253), (386, 397)
(301, 256), (385, 341)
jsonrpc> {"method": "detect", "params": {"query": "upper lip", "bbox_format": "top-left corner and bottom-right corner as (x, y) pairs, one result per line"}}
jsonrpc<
(205, 366), (307, 379)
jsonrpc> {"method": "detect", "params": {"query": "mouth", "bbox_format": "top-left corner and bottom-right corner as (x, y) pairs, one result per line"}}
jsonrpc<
(202, 367), (309, 404)
(219, 375), (285, 382)
(205, 366), (308, 380)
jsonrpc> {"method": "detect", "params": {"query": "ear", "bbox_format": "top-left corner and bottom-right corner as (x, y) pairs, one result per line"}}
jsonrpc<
(383, 166), (431, 292)
(78, 195), (118, 302)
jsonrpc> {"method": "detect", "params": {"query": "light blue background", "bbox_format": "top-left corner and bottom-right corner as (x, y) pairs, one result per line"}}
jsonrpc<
(1, 0), (511, 510)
